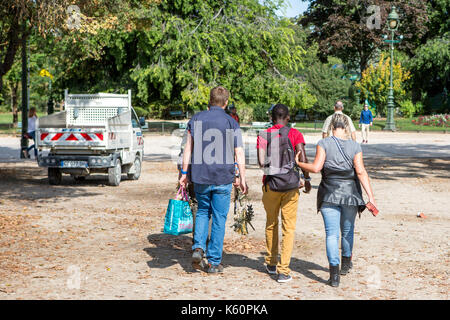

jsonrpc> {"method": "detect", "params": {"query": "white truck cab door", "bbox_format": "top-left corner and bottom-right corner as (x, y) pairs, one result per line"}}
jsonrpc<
(131, 109), (143, 154)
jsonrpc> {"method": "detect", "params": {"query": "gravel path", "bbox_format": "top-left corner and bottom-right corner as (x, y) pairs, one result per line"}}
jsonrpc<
(0, 132), (449, 299)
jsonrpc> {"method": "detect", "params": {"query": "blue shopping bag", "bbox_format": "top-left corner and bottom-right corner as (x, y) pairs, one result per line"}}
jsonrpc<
(163, 187), (193, 235)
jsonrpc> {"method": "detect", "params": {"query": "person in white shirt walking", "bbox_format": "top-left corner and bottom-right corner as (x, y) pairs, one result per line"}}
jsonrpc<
(322, 101), (356, 141)
(26, 107), (38, 158)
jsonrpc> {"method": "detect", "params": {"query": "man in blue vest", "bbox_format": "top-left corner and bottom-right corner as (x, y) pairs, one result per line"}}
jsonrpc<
(179, 86), (247, 273)
(359, 104), (373, 144)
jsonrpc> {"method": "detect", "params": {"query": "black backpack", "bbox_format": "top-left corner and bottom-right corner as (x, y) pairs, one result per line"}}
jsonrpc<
(260, 126), (300, 192)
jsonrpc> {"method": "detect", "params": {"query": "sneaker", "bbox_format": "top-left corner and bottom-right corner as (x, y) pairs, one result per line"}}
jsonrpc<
(192, 258), (208, 272)
(192, 248), (204, 264)
(277, 273), (292, 283)
(266, 265), (277, 275)
(205, 263), (224, 274)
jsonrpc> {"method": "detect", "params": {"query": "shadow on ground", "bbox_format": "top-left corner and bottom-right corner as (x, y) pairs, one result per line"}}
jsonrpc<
(364, 157), (450, 180)
(0, 165), (106, 201)
(144, 233), (328, 283)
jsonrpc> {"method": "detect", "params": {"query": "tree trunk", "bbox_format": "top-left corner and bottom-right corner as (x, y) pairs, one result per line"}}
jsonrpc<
(0, 15), (21, 94)
(10, 81), (19, 127)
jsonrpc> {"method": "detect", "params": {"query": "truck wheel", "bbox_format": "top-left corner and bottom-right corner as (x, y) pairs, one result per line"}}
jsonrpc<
(127, 157), (141, 180)
(48, 168), (62, 185)
(108, 160), (122, 186)
(73, 176), (86, 182)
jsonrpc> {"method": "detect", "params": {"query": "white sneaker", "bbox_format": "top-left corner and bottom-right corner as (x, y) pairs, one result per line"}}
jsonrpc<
(277, 274), (293, 283)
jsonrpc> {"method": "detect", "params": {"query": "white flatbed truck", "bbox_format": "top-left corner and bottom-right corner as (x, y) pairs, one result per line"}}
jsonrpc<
(36, 90), (144, 186)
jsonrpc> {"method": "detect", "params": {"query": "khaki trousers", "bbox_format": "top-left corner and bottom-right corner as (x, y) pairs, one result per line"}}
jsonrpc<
(262, 185), (299, 275)
(361, 124), (370, 141)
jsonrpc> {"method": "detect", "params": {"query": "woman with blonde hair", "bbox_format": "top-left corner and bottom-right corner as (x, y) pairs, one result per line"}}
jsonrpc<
(26, 107), (38, 158)
(296, 113), (376, 287)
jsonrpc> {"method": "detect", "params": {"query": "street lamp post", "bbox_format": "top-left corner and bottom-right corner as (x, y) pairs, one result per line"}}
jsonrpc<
(383, 6), (401, 131)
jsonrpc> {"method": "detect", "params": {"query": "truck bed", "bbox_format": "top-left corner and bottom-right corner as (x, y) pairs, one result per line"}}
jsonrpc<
(37, 91), (133, 152)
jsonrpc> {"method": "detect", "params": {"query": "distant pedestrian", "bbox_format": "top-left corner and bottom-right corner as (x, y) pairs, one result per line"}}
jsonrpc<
(27, 107), (38, 158)
(179, 86), (247, 273)
(296, 113), (376, 288)
(257, 104), (311, 283)
(322, 101), (356, 141)
(359, 104), (373, 144)
(228, 103), (240, 125)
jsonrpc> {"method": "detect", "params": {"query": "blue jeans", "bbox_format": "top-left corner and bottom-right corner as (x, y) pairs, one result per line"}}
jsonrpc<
(27, 131), (37, 157)
(320, 203), (357, 266)
(192, 183), (232, 266)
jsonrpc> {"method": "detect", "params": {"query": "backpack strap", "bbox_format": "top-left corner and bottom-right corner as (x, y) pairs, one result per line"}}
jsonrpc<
(331, 136), (354, 168)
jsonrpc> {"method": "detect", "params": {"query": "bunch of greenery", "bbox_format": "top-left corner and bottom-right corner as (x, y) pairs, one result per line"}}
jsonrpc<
(398, 99), (423, 118)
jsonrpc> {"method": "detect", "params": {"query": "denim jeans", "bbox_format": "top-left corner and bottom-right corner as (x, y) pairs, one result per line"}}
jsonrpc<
(320, 202), (358, 266)
(192, 183), (232, 266)
(27, 131), (37, 157)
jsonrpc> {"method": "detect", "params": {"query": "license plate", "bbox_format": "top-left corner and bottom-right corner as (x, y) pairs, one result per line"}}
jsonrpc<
(61, 161), (88, 168)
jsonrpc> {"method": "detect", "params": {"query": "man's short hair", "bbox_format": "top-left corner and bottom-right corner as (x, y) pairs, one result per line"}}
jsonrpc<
(209, 86), (229, 107)
(271, 104), (289, 121)
(335, 101), (344, 110)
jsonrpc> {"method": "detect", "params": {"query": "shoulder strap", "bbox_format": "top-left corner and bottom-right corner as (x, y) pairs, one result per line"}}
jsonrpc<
(279, 126), (293, 146)
(331, 136), (354, 168)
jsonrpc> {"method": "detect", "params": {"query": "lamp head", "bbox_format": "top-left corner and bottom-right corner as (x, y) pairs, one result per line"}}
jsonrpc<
(388, 6), (400, 31)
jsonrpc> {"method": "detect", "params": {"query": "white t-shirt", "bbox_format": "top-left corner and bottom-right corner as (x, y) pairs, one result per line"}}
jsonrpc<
(28, 115), (37, 133)
(322, 111), (356, 137)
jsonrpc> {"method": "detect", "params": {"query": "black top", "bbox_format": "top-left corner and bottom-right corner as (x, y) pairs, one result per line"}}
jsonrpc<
(317, 167), (366, 213)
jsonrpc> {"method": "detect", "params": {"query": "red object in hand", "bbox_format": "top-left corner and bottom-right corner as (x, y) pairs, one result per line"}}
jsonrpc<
(366, 202), (379, 217)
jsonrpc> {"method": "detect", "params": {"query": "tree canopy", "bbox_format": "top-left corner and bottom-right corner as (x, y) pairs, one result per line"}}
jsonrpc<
(45, 0), (316, 117)
(299, 0), (428, 73)
(0, 0), (448, 121)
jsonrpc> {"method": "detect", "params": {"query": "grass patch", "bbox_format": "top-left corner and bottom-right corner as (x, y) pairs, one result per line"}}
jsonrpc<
(0, 113), (14, 125)
(0, 112), (46, 134)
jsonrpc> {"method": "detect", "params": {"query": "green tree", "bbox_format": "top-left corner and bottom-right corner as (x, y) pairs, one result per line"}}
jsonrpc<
(0, 0), (141, 102)
(0, 0), (72, 93)
(49, 0), (316, 118)
(408, 34), (449, 96)
(407, 1), (449, 110)
(299, 0), (428, 73)
(355, 52), (411, 116)
(303, 60), (353, 117)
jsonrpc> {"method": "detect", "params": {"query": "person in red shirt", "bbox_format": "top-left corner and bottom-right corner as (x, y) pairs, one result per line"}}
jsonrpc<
(229, 103), (240, 124)
(256, 104), (311, 283)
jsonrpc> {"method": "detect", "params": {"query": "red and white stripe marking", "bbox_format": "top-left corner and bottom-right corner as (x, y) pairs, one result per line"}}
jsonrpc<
(40, 132), (104, 143)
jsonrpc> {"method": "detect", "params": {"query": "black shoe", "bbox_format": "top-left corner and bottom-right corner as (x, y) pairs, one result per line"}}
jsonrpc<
(192, 248), (204, 264)
(277, 273), (292, 283)
(266, 265), (277, 275)
(327, 265), (340, 287)
(340, 256), (353, 275)
(205, 263), (224, 274)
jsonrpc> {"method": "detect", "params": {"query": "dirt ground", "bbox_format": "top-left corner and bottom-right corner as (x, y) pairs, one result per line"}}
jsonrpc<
(0, 132), (449, 300)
